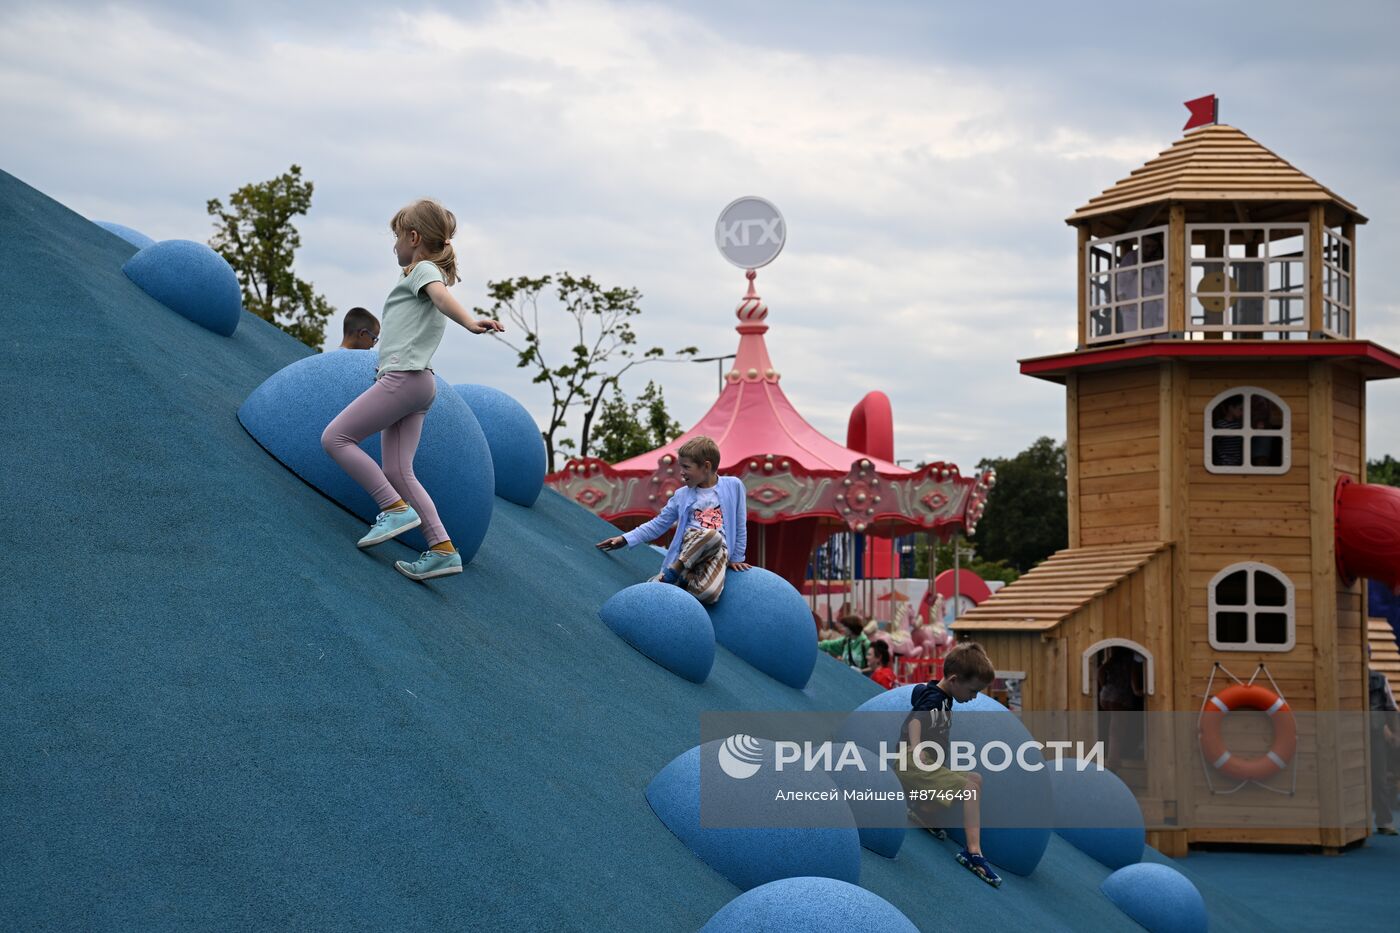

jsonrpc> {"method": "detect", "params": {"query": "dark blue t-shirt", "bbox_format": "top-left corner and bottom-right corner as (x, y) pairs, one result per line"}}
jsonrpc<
(900, 682), (953, 761)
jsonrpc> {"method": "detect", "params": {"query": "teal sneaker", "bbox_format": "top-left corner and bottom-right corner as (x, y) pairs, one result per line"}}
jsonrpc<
(357, 507), (421, 548)
(395, 548), (463, 581)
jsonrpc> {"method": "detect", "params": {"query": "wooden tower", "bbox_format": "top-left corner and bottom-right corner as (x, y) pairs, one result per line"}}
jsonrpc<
(954, 119), (1400, 853)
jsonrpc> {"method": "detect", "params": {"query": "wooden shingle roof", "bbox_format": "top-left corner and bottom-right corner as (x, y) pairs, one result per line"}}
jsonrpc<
(952, 542), (1168, 633)
(1068, 124), (1365, 225)
(1369, 619), (1400, 685)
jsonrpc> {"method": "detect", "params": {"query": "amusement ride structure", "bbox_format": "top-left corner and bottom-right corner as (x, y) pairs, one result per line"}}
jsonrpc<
(546, 197), (995, 592)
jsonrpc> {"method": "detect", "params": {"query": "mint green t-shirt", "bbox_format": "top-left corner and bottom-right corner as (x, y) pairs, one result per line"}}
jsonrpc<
(377, 260), (446, 376)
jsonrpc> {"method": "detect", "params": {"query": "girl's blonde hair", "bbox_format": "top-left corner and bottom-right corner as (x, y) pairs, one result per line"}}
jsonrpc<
(391, 199), (460, 286)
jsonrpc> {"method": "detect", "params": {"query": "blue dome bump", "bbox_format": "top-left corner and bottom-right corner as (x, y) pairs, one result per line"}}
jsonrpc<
(1101, 863), (1208, 933)
(599, 582), (715, 683)
(836, 687), (1004, 755)
(704, 567), (818, 689)
(700, 878), (919, 933)
(645, 741), (861, 891)
(238, 350), (494, 560)
(1051, 759), (1145, 869)
(122, 239), (241, 336)
(828, 744), (906, 858)
(940, 701), (1051, 877)
(452, 384), (546, 506)
(95, 221), (155, 249)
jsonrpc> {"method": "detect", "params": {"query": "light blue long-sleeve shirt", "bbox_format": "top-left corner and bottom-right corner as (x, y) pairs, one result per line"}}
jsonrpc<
(622, 476), (747, 568)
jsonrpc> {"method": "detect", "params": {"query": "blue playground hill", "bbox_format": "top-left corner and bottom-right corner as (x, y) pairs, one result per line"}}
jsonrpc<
(2, 168), (1394, 930)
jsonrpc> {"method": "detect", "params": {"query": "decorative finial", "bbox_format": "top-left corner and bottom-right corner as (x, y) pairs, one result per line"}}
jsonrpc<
(736, 268), (768, 323)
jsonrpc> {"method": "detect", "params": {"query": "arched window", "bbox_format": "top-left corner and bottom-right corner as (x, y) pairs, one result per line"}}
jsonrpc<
(1205, 387), (1291, 475)
(1208, 562), (1295, 652)
(1081, 638), (1156, 696)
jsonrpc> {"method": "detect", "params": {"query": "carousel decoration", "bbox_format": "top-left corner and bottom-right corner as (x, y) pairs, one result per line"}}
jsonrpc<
(546, 196), (994, 589)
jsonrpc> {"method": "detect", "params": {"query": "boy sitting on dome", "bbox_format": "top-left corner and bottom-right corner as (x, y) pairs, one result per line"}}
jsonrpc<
(596, 436), (751, 604)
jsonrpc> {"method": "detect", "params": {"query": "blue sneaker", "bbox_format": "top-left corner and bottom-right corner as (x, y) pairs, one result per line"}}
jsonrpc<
(357, 507), (421, 548)
(395, 548), (463, 581)
(955, 849), (1002, 888)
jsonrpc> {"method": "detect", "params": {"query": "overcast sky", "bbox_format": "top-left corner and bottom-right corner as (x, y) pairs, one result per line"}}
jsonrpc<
(4, 0), (1400, 470)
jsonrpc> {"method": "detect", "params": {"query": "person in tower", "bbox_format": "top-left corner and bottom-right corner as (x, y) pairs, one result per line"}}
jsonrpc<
(595, 436), (751, 604)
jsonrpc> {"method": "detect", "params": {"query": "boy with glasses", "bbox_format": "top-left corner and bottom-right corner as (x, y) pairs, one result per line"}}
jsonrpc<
(338, 307), (380, 350)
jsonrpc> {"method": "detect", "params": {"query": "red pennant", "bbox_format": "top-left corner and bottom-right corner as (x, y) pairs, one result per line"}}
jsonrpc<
(1183, 94), (1218, 130)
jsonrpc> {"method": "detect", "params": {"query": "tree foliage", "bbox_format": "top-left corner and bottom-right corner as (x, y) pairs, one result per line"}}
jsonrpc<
(1368, 455), (1400, 487)
(909, 536), (1020, 585)
(207, 164), (334, 348)
(969, 436), (1068, 573)
(591, 380), (683, 463)
(475, 273), (696, 471)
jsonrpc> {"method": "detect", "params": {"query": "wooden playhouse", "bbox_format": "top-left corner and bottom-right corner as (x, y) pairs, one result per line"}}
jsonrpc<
(953, 116), (1400, 854)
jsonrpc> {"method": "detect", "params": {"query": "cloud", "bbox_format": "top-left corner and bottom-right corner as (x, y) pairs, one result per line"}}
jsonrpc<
(3, 0), (1400, 471)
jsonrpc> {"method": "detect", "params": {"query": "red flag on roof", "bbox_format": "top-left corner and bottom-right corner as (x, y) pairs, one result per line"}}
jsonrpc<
(1183, 94), (1218, 130)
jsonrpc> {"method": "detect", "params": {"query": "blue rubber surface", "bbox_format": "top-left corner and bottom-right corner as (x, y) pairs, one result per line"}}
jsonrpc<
(645, 740), (862, 891)
(599, 582), (715, 683)
(4, 167), (1394, 930)
(705, 567), (818, 689)
(122, 238), (242, 336)
(453, 383), (547, 507)
(700, 877), (919, 932)
(238, 350), (495, 560)
(1051, 760), (1145, 870)
(1101, 862), (1208, 933)
(95, 220), (155, 249)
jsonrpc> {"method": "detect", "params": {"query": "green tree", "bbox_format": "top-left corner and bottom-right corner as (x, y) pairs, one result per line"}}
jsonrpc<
(910, 535), (1020, 584)
(592, 380), (683, 463)
(1368, 455), (1400, 486)
(969, 436), (1068, 573)
(207, 164), (334, 348)
(476, 273), (696, 471)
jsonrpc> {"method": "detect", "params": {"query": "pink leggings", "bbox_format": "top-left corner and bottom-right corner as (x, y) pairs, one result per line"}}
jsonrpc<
(320, 369), (448, 545)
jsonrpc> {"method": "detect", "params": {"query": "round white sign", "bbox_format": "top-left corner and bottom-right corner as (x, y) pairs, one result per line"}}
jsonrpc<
(715, 196), (786, 269)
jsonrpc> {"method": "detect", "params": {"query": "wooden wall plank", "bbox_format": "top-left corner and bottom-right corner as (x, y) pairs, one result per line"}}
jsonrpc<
(1067, 373), (1080, 549)
(1168, 205), (1186, 333)
(1308, 204), (1325, 333)
(1309, 361), (1341, 846)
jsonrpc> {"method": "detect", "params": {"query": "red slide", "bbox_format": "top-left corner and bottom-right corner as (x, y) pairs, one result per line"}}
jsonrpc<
(1335, 476), (1400, 591)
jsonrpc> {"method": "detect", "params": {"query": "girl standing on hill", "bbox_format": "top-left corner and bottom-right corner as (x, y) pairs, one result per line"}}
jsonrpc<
(320, 199), (504, 581)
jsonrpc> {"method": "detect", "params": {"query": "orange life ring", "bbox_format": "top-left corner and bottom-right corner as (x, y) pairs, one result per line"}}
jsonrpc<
(1199, 684), (1296, 782)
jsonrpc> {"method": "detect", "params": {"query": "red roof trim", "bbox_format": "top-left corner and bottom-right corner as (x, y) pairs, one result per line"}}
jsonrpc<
(1020, 340), (1400, 381)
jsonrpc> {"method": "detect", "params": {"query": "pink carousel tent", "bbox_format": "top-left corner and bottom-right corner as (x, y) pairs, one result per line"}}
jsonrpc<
(546, 271), (995, 588)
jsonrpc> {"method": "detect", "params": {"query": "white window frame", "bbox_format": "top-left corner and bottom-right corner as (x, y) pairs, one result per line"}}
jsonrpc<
(1080, 638), (1156, 697)
(1185, 223), (1308, 338)
(1085, 225), (1170, 345)
(1204, 386), (1292, 476)
(1208, 561), (1296, 652)
(1322, 227), (1353, 339)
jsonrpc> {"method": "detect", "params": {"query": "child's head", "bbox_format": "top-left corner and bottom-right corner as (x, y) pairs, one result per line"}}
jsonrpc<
(677, 436), (721, 486)
(390, 199), (460, 286)
(838, 614), (866, 637)
(939, 640), (995, 702)
(871, 640), (892, 667)
(341, 307), (380, 349)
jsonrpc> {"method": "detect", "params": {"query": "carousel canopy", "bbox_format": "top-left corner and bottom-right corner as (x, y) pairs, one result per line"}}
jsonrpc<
(612, 277), (900, 474)
(546, 271), (994, 549)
